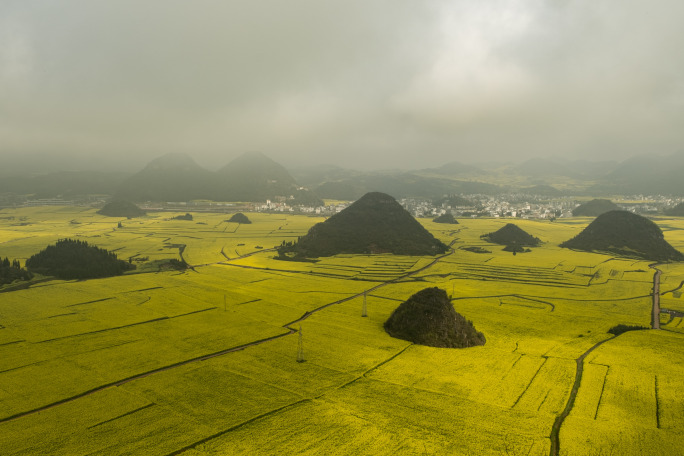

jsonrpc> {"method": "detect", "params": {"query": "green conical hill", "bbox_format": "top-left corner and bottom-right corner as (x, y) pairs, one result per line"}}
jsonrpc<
(560, 210), (683, 261)
(278, 192), (448, 258)
(433, 213), (459, 224)
(97, 200), (146, 218)
(227, 213), (252, 224)
(481, 223), (540, 247)
(384, 287), (485, 348)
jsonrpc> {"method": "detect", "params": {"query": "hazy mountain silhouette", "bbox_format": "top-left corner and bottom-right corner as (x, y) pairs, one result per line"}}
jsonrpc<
(513, 158), (617, 179)
(115, 153), (216, 201)
(217, 152), (298, 201)
(572, 199), (620, 217)
(521, 184), (563, 196)
(0, 171), (130, 198)
(112, 152), (322, 204)
(315, 173), (501, 200)
(422, 161), (486, 177)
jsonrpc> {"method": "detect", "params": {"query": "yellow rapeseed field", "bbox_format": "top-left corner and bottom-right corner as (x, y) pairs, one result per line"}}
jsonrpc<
(0, 207), (683, 455)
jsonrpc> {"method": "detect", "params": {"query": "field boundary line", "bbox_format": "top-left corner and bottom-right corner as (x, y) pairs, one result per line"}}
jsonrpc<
(549, 336), (615, 456)
(86, 403), (156, 429)
(35, 307), (217, 344)
(0, 241), (457, 427)
(593, 364), (609, 420)
(163, 399), (311, 456)
(512, 357), (548, 408)
(0, 329), (295, 424)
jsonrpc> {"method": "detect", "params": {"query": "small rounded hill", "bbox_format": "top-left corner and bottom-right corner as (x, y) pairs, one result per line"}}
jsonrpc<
(97, 201), (145, 218)
(384, 287), (485, 348)
(278, 192), (448, 258)
(560, 210), (684, 262)
(433, 213), (459, 224)
(572, 199), (619, 217)
(481, 223), (541, 248)
(227, 212), (252, 224)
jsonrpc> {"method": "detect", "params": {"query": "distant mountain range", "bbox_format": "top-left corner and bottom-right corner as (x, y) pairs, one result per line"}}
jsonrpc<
(3, 151), (684, 201)
(114, 152), (322, 204)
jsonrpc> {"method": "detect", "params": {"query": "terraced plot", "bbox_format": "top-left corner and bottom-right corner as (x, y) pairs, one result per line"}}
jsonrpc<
(0, 208), (683, 455)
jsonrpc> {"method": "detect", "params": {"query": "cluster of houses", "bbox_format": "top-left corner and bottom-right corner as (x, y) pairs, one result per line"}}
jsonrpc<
(4, 193), (681, 220)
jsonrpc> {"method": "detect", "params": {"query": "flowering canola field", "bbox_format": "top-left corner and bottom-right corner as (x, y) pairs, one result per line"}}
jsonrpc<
(0, 207), (683, 455)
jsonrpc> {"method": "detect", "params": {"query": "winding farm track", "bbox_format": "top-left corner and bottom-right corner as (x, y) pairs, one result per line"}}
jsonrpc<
(4, 238), (666, 454)
(650, 263), (662, 329)
(550, 263), (665, 455)
(548, 335), (615, 456)
(0, 246), (454, 425)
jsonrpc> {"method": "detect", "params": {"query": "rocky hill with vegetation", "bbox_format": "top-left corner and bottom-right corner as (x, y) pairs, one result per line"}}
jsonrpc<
(278, 192), (448, 258)
(433, 213), (458, 224)
(560, 210), (684, 261)
(384, 287), (485, 348)
(572, 199), (619, 217)
(227, 213), (251, 224)
(25, 239), (135, 279)
(97, 200), (146, 218)
(481, 223), (541, 248)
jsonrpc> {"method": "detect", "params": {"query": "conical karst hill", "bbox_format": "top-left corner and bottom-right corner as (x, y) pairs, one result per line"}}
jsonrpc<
(227, 212), (252, 224)
(97, 200), (146, 218)
(115, 153), (216, 202)
(481, 223), (541, 247)
(384, 287), (485, 348)
(572, 199), (619, 217)
(217, 151), (308, 202)
(433, 213), (459, 224)
(278, 192), (448, 258)
(560, 210), (684, 261)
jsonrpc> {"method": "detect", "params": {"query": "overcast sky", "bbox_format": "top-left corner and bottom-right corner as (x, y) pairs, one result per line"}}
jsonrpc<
(1, 0), (683, 171)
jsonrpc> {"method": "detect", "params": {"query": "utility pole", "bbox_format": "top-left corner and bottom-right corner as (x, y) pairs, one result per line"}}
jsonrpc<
(362, 292), (367, 317)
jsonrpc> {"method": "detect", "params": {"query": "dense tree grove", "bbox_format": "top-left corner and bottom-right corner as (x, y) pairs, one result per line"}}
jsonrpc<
(25, 239), (135, 280)
(0, 257), (33, 285)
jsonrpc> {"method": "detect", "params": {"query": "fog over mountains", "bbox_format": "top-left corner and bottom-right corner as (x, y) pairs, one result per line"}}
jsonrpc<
(3, 151), (684, 202)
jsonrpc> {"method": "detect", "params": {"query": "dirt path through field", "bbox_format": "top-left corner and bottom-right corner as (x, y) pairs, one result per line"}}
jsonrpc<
(0, 246), (454, 425)
(650, 263), (662, 329)
(548, 335), (615, 456)
(550, 263), (663, 455)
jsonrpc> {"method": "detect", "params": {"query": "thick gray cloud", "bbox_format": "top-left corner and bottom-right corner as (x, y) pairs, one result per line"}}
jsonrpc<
(1, 0), (683, 171)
